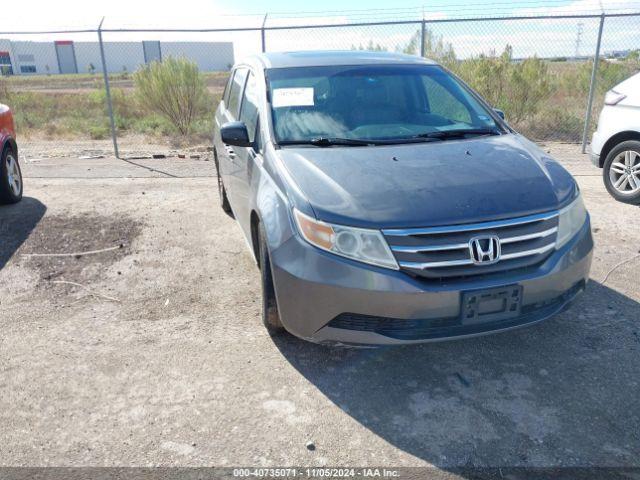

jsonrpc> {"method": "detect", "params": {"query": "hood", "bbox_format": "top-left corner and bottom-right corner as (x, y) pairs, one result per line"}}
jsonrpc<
(278, 133), (577, 229)
(613, 71), (640, 105)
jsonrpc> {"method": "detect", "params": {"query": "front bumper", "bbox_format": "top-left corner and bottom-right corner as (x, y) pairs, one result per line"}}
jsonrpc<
(590, 128), (604, 167)
(270, 219), (593, 345)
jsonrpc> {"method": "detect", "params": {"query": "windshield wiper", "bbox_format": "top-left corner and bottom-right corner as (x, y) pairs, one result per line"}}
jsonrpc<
(279, 136), (441, 147)
(279, 137), (375, 147)
(413, 127), (500, 140)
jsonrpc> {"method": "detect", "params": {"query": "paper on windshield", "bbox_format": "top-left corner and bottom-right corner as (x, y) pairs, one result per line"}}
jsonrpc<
(272, 88), (314, 108)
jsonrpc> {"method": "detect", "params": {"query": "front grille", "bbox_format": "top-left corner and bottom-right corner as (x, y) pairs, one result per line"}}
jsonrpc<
(383, 210), (559, 279)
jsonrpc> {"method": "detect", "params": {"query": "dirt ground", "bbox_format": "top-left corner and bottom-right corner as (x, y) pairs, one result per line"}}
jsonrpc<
(1, 142), (639, 472)
(18, 137), (215, 161)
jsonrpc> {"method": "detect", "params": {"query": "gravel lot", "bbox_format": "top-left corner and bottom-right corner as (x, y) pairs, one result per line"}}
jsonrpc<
(1, 142), (639, 471)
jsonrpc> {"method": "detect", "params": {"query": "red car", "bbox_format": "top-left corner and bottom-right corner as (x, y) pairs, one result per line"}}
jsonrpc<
(0, 103), (22, 204)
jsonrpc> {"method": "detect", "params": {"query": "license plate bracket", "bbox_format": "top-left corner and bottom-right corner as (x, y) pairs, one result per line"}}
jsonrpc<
(461, 285), (523, 325)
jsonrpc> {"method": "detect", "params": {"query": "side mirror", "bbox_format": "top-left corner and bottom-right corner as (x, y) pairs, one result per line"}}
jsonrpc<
(494, 109), (505, 120)
(220, 121), (251, 147)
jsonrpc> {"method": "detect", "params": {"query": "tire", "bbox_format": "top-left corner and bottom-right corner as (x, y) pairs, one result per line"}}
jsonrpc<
(213, 149), (233, 216)
(0, 146), (23, 204)
(602, 140), (640, 205)
(258, 221), (284, 335)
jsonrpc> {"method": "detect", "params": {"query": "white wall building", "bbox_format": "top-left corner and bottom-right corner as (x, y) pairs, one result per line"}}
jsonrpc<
(0, 39), (234, 75)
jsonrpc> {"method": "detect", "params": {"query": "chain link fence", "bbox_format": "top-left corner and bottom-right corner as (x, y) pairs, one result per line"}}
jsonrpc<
(0, 31), (113, 159)
(1, 12), (639, 159)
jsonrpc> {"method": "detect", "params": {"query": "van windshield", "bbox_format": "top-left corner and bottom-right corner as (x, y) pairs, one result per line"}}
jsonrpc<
(267, 64), (502, 145)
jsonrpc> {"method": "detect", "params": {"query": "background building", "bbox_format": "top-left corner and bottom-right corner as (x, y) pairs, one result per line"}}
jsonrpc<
(0, 39), (234, 75)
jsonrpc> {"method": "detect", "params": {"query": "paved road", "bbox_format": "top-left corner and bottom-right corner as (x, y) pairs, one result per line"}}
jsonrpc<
(1, 145), (639, 472)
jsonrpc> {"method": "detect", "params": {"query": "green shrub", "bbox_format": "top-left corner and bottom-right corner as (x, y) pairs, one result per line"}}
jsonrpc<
(561, 59), (639, 96)
(504, 56), (553, 122)
(88, 124), (110, 139)
(133, 115), (174, 137)
(352, 41), (387, 51)
(0, 77), (11, 102)
(453, 48), (512, 108)
(452, 46), (552, 123)
(525, 107), (584, 142)
(134, 56), (210, 135)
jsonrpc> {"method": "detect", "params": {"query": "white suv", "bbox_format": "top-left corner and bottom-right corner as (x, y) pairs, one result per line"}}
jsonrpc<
(590, 71), (640, 204)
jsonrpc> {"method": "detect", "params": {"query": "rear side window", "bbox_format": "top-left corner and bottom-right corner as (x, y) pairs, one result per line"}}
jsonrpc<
(239, 71), (260, 143)
(227, 68), (249, 119)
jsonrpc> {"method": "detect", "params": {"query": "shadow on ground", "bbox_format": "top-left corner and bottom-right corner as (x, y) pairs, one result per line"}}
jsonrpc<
(0, 197), (46, 270)
(273, 281), (640, 469)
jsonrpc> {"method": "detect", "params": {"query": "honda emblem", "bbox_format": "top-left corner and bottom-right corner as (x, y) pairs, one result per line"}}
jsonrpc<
(469, 235), (501, 265)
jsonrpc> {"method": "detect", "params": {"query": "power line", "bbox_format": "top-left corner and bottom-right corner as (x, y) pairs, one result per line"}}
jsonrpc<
(263, 0), (640, 18)
(209, 0), (640, 19)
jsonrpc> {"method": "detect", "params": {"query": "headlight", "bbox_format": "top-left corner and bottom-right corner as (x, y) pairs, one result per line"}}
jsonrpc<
(556, 193), (587, 249)
(293, 209), (399, 270)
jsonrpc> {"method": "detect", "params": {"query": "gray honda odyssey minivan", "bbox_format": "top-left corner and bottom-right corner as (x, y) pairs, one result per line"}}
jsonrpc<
(213, 51), (593, 346)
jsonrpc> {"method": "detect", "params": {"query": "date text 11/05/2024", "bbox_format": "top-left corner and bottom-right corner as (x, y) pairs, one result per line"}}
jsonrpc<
(232, 468), (401, 477)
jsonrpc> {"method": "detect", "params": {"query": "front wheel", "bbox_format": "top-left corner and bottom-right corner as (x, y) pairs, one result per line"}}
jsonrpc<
(258, 222), (284, 335)
(603, 140), (640, 205)
(0, 147), (23, 204)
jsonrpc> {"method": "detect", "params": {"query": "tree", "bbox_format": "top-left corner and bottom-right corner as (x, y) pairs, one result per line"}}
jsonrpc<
(627, 49), (640, 61)
(134, 56), (209, 136)
(455, 45), (552, 123)
(351, 41), (387, 52)
(507, 55), (552, 122)
(403, 28), (457, 69)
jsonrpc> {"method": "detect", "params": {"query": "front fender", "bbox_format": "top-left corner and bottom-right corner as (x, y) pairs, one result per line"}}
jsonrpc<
(253, 159), (296, 254)
(250, 141), (315, 254)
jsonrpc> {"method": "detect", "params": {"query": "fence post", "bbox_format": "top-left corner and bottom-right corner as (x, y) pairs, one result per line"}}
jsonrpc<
(581, 13), (605, 154)
(97, 18), (119, 159)
(261, 14), (268, 53)
(420, 20), (426, 58)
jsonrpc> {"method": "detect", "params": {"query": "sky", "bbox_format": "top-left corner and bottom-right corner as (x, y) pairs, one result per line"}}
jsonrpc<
(4, 0), (640, 60)
(7, 0), (640, 30)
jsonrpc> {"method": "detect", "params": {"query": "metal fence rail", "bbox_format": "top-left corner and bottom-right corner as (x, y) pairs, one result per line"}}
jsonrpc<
(1, 11), (639, 159)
